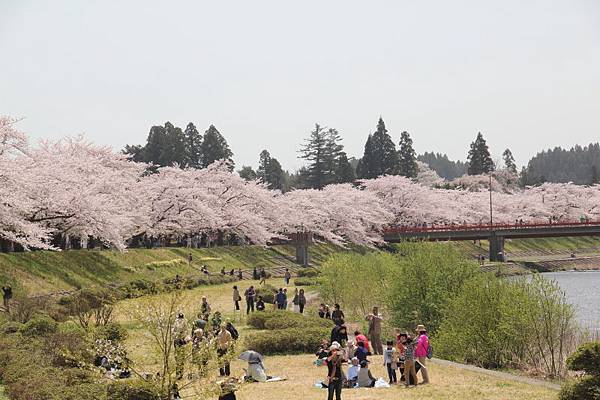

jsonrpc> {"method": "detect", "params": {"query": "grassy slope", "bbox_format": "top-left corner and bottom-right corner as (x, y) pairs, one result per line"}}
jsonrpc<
(0, 243), (344, 295)
(116, 280), (557, 400)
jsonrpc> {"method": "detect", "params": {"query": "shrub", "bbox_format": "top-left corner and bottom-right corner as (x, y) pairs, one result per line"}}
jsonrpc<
(0, 321), (23, 334)
(559, 376), (600, 400)
(247, 310), (331, 330)
(245, 327), (330, 355)
(297, 268), (319, 278)
(95, 322), (129, 342)
(59, 287), (118, 328)
(566, 341), (600, 375)
(255, 284), (277, 304)
(107, 379), (164, 400)
(20, 314), (58, 337)
(294, 278), (319, 286)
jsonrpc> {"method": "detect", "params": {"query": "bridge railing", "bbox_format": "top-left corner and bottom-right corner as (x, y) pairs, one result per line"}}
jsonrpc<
(383, 219), (600, 235)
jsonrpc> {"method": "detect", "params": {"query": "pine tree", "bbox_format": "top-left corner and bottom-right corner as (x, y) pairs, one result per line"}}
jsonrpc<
(200, 125), (234, 170)
(502, 148), (517, 173)
(298, 124), (344, 189)
(266, 157), (286, 191)
(398, 131), (418, 178)
(335, 151), (356, 183)
(257, 150), (272, 182)
(238, 166), (257, 181)
(467, 132), (494, 175)
(184, 122), (203, 168)
(591, 165), (599, 185)
(359, 118), (398, 178)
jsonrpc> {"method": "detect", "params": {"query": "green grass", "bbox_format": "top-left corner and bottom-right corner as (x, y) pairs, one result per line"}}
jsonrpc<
(0, 243), (344, 295)
(0, 386), (8, 400)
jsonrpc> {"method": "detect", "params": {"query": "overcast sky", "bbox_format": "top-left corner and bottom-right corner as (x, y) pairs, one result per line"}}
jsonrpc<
(1, 1), (599, 171)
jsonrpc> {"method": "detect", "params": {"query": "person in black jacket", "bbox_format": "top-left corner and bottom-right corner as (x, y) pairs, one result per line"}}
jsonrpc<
(326, 346), (344, 400)
(330, 324), (348, 347)
(2, 284), (12, 312)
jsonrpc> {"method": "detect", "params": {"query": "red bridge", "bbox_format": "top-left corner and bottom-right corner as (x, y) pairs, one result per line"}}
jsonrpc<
(383, 219), (600, 261)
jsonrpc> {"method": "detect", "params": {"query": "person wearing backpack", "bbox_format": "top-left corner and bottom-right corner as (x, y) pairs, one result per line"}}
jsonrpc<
(414, 324), (430, 384)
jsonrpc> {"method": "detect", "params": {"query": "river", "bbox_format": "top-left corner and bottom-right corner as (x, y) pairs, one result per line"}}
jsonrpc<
(540, 271), (600, 333)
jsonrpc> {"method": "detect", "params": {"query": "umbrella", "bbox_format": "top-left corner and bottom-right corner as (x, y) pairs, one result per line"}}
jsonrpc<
(239, 350), (264, 364)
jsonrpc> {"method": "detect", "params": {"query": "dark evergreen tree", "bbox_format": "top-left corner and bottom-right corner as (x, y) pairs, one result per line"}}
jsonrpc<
(359, 118), (398, 178)
(467, 132), (494, 175)
(298, 124), (343, 189)
(122, 144), (145, 163)
(200, 125), (234, 170)
(502, 148), (517, 173)
(335, 151), (356, 183)
(397, 131), (418, 178)
(591, 165), (599, 185)
(164, 122), (187, 167)
(417, 152), (467, 180)
(184, 122), (203, 168)
(257, 150), (272, 182)
(257, 149), (287, 191)
(238, 166), (257, 181)
(288, 166), (311, 190)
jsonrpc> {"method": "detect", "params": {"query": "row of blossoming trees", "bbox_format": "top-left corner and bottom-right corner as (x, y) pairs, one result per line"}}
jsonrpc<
(1, 116), (600, 252)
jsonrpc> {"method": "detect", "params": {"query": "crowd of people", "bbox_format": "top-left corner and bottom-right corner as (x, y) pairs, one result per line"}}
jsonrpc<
(316, 305), (431, 400)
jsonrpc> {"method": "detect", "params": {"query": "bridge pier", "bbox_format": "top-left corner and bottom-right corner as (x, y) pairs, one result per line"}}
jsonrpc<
(489, 233), (505, 262)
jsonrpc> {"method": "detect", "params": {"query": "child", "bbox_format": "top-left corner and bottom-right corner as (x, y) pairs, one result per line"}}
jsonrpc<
(383, 340), (398, 384)
(354, 341), (368, 363)
(403, 336), (417, 387)
(396, 332), (407, 382)
(256, 295), (265, 311)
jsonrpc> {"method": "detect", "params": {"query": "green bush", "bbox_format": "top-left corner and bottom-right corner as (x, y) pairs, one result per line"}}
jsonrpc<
(0, 321), (23, 334)
(566, 341), (600, 375)
(297, 269), (319, 278)
(294, 278), (319, 286)
(247, 310), (331, 330)
(20, 314), (58, 337)
(255, 284), (278, 304)
(107, 379), (164, 400)
(245, 327), (330, 355)
(559, 376), (600, 400)
(95, 322), (129, 342)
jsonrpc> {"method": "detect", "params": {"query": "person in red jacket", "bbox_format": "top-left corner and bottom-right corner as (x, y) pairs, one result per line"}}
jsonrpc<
(353, 330), (370, 354)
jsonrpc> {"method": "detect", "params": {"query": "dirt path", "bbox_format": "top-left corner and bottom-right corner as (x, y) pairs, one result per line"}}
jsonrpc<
(430, 358), (560, 390)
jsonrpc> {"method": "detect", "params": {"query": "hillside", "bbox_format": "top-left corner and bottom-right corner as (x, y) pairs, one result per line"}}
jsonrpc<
(0, 243), (342, 296)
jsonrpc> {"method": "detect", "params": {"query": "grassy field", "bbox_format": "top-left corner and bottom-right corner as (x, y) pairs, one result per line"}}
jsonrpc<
(0, 243), (343, 295)
(113, 279), (558, 400)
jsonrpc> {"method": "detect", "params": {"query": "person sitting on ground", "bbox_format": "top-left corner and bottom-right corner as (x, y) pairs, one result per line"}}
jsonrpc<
(330, 324), (348, 347)
(276, 288), (287, 310)
(346, 357), (360, 388)
(331, 304), (345, 326)
(345, 340), (356, 361)
(315, 339), (330, 362)
(324, 305), (331, 319)
(226, 320), (239, 341)
(357, 360), (376, 388)
(318, 303), (326, 318)
(353, 330), (370, 354)
(200, 296), (211, 320)
(354, 341), (368, 363)
(256, 295), (266, 311)
(383, 340), (398, 384)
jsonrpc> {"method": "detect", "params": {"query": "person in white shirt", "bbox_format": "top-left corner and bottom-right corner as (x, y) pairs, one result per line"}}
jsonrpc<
(346, 357), (360, 388)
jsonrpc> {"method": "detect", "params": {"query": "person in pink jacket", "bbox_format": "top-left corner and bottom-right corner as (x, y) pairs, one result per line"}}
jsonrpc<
(414, 324), (430, 384)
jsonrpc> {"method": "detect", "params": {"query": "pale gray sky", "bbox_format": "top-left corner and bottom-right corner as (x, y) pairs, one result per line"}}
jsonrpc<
(1, 0), (599, 171)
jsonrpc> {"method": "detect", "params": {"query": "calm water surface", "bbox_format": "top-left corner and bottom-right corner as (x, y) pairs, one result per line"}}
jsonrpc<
(540, 271), (600, 332)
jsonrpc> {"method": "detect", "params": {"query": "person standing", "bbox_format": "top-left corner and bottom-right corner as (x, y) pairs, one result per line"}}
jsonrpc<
(298, 289), (307, 314)
(292, 288), (300, 312)
(403, 336), (418, 387)
(237, 268), (243, 280)
(252, 267), (258, 280)
(366, 307), (383, 355)
(187, 252), (193, 267)
(326, 344), (343, 400)
(284, 268), (291, 285)
(259, 268), (267, 285)
(414, 324), (430, 384)
(232, 286), (241, 312)
(283, 288), (289, 309)
(200, 296), (211, 321)
(217, 324), (233, 376)
(383, 340), (398, 384)
(276, 288), (287, 310)
(2, 284), (12, 312)
(331, 304), (345, 326)
(172, 313), (188, 380)
(244, 286), (256, 314)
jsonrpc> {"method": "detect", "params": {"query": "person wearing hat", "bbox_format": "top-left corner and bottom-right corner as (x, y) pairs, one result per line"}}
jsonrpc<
(326, 343), (344, 400)
(414, 324), (430, 384)
(346, 357), (360, 388)
(357, 360), (376, 388)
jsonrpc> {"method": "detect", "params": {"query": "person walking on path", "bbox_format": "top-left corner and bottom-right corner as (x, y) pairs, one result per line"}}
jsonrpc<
(298, 289), (307, 314)
(259, 268), (267, 285)
(326, 344), (344, 400)
(232, 286), (241, 312)
(414, 324), (430, 384)
(2, 284), (12, 312)
(366, 307), (383, 355)
(284, 268), (291, 285)
(217, 324), (233, 376)
(331, 304), (345, 326)
(173, 313), (189, 380)
(244, 286), (256, 314)
(275, 288), (287, 310)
